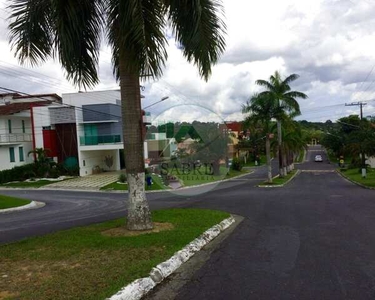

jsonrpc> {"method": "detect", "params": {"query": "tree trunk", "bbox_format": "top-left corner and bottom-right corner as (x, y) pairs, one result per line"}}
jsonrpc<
(277, 120), (285, 177)
(266, 135), (272, 183)
(119, 59), (153, 231)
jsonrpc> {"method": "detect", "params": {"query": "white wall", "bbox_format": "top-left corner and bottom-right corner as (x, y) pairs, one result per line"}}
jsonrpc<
(366, 157), (375, 168)
(79, 149), (120, 176)
(62, 90), (121, 108)
(0, 143), (33, 171)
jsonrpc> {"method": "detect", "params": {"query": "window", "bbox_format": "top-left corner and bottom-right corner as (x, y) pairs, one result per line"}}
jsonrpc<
(19, 147), (24, 162)
(9, 147), (15, 162)
(8, 119), (11, 134)
(22, 120), (25, 133)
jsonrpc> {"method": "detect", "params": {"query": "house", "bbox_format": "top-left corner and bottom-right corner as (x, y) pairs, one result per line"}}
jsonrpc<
(219, 121), (243, 158)
(61, 90), (149, 176)
(0, 93), (61, 171)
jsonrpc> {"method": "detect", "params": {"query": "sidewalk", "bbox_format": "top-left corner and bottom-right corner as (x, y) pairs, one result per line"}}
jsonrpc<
(40, 172), (120, 191)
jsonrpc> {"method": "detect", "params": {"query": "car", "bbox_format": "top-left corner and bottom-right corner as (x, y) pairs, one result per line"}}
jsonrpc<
(315, 155), (323, 162)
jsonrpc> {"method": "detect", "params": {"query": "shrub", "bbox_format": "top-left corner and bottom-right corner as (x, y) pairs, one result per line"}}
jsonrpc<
(231, 158), (243, 171)
(118, 173), (127, 183)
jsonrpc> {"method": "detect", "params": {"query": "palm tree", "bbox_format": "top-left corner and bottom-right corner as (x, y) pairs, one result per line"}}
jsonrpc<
(8, 1), (226, 230)
(242, 93), (280, 183)
(256, 71), (307, 177)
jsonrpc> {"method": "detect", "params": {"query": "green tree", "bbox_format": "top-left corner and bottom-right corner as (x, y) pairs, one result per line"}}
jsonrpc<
(242, 93), (280, 183)
(255, 71), (307, 177)
(9, 0), (226, 230)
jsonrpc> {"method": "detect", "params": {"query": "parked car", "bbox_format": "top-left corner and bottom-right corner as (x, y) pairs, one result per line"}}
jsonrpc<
(315, 155), (323, 162)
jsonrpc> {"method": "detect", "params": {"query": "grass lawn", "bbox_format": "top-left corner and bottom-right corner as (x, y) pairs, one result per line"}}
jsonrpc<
(176, 167), (249, 187)
(100, 175), (169, 191)
(340, 168), (375, 188)
(259, 169), (298, 186)
(0, 208), (230, 300)
(0, 194), (31, 209)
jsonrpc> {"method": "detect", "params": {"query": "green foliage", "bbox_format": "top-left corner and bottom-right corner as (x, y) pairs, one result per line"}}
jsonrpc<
(231, 157), (243, 171)
(8, 0), (226, 88)
(118, 173), (127, 183)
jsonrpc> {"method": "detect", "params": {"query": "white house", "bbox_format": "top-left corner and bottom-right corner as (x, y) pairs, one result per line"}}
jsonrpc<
(0, 93), (61, 171)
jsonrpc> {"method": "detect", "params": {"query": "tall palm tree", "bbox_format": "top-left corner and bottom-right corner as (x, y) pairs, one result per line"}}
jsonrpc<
(242, 93), (280, 183)
(256, 71), (307, 177)
(8, 0), (226, 230)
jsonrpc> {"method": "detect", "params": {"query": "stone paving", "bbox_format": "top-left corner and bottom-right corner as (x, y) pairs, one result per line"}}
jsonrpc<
(41, 172), (121, 190)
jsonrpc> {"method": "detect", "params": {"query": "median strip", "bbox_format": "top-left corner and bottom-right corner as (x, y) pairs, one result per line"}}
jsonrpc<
(258, 169), (300, 188)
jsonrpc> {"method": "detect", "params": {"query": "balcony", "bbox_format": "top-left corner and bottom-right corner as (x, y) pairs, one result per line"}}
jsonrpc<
(0, 133), (32, 144)
(80, 135), (122, 146)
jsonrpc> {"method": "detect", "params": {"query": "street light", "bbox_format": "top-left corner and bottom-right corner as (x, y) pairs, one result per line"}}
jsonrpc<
(143, 96), (169, 109)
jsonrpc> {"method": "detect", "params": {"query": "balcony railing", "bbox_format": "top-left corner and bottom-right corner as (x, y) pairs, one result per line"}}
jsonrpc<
(0, 133), (32, 144)
(80, 135), (122, 146)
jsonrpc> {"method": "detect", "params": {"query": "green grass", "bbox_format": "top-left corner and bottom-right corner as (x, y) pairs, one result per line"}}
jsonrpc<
(176, 167), (249, 187)
(0, 194), (31, 209)
(259, 170), (298, 186)
(340, 168), (375, 188)
(0, 208), (230, 300)
(100, 175), (169, 191)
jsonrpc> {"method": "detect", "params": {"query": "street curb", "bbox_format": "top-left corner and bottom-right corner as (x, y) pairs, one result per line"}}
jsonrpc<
(107, 216), (236, 300)
(336, 170), (375, 190)
(257, 169), (301, 188)
(0, 201), (45, 214)
(2, 171), (254, 194)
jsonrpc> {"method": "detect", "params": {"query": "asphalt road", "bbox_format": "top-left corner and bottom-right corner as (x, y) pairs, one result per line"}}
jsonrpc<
(0, 157), (279, 244)
(147, 146), (375, 300)
(3, 146), (375, 299)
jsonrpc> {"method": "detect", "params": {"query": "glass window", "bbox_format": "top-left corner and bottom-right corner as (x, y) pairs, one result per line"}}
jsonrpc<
(19, 147), (24, 162)
(9, 147), (15, 162)
(22, 120), (25, 133)
(8, 119), (11, 134)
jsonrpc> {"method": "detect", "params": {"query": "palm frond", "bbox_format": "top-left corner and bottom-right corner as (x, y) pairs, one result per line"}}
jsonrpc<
(8, 0), (53, 66)
(52, 0), (104, 89)
(255, 79), (275, 91)
(282, 73), (299, 85)
(284, 91), (308, 100)
(167, 0), (226, 81)
(107, 0), (167, 80)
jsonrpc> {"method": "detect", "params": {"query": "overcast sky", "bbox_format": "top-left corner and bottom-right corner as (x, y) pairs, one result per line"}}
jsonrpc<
(0, 0), (375, 123)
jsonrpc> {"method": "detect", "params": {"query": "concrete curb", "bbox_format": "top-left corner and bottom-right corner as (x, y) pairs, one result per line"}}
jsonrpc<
(257, 169), (301, 188)
(337, 170), (375, 190)
(0, 201), (45, 214)
(107, 216), (236, 300)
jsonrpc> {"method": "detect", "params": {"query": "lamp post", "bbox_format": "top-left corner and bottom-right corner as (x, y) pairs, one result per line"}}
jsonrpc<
(143, 96), (169, 110)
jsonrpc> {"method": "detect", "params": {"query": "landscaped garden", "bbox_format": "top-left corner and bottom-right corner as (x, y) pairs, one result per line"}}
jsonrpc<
(0, 208), (229, 300)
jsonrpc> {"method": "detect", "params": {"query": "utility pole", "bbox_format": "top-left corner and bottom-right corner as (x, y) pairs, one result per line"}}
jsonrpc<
(345, 102), (367, 178)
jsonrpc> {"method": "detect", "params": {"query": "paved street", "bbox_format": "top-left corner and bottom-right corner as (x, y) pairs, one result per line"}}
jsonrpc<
(2, 146), (375, 299)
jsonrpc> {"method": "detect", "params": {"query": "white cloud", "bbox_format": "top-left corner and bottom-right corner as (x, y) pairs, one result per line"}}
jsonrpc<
(0, 0), (375, 122)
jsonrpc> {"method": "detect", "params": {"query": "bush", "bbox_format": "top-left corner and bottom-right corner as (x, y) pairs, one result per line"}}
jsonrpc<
(231, 158), (243, 171)
(118, 173), (127, 183)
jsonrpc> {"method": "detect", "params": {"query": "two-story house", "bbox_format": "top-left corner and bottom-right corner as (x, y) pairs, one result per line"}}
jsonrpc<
(0, 93), (61, 171)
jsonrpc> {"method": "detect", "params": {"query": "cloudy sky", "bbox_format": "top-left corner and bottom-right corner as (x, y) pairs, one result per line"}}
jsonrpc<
(0, 0), (375, 123)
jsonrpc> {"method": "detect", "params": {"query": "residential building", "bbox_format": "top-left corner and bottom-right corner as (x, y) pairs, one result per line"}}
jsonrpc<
(0, 93), (61, 171)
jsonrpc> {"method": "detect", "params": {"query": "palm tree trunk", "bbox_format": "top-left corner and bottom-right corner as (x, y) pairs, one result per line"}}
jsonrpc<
(119, 59), (153, 231)
(266, 135), (272, 183)
(277, 120), (285, 177)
